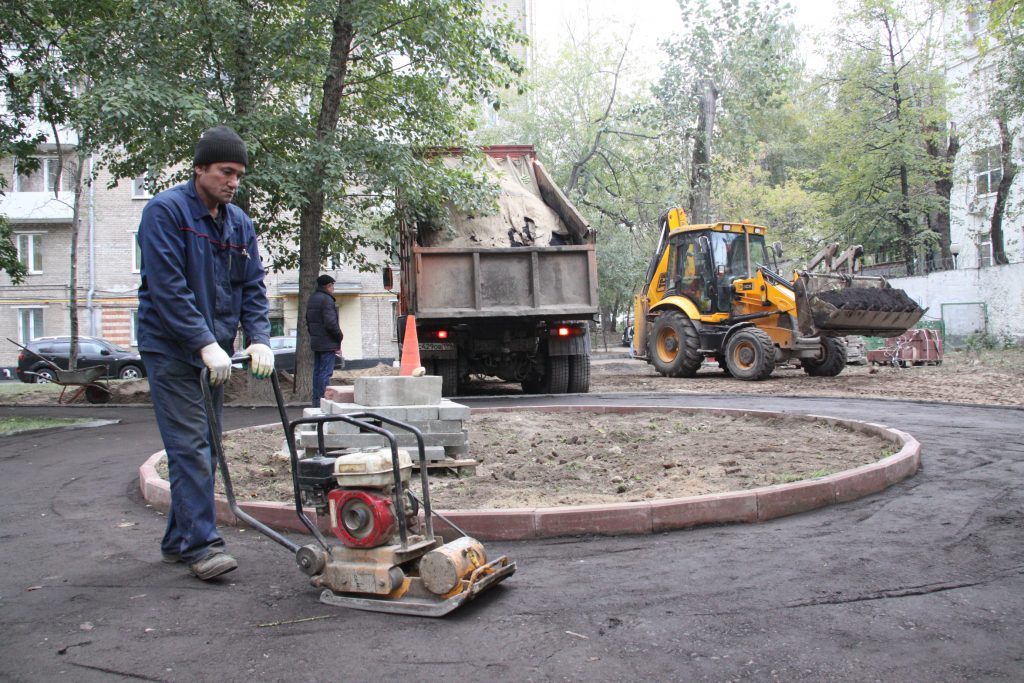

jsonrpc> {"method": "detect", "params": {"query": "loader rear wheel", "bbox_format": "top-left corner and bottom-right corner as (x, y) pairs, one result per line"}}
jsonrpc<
(724, 328), (776, 381)
(802, 337), (847, 377)
(567, 354), (591, 393)
(649, 310), (702, 378)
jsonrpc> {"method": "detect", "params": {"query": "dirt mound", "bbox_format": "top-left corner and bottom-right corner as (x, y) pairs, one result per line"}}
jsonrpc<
(203, 409), (894, 510)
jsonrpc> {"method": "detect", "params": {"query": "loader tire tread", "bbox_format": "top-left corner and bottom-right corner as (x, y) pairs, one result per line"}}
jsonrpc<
(649, 310), (703, 378)
(802, 337), (847, 377)
(724, 327), (777, 381)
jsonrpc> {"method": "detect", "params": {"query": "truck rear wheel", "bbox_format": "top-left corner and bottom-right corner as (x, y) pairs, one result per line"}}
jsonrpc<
(567, 354), (591, 393)
(802, 337), (847, 377)
(724, 328), (776, 381)
(436, 358), (459, 396)
(649, 310), (702, 377)
(545, 355), (569, 394)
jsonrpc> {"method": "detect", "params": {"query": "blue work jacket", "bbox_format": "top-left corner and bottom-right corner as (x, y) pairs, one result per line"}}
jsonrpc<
(137, 179), (271, 366)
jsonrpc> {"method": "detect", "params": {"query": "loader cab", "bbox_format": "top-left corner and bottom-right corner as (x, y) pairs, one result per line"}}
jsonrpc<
(664, 231), (717, 313)
(664, 224), (774, 315)
(707, 226), (773, 312)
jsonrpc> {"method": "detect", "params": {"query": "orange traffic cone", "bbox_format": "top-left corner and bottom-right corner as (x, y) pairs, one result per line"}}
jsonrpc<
(399, 315), (422, 376)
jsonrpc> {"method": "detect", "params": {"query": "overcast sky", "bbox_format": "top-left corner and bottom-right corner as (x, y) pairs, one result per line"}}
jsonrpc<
(531, 0), (842, 75)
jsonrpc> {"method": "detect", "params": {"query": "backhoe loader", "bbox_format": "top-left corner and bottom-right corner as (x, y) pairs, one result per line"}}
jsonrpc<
(631, 209), (924, 381)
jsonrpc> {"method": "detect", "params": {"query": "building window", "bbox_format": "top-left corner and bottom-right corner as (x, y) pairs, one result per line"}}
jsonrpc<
(18, 308), (43, 344)
(132, 231), (142, 272)
(131, 310), (139, 345)
(131, 173), (154, 199)
(16, 233), (43, 273)
(978, 240), (992, 268)
(14, 157), (75, 193)
(270, 317), (285, 337)
(974, 146), (1002, 196)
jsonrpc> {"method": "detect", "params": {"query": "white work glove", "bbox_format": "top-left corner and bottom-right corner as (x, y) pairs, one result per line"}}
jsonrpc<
(200, 343), (233, 386)
(242, 343), (274, 379)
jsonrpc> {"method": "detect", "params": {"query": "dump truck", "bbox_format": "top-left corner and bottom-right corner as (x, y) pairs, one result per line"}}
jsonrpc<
(392, 146), (598, 396)
(632, 208), (924, 380)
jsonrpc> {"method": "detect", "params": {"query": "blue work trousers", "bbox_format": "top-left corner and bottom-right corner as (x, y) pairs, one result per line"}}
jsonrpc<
(142, 351), (225, 563)
(312, 351), (336, 406)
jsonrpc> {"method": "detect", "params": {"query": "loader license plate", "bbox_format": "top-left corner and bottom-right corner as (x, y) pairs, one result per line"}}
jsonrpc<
(419, 342), (455, 351)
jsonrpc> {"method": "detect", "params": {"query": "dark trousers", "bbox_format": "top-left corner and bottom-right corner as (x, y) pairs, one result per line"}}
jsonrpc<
(142, 352), (225, 563)
(312, 351), (336, 406)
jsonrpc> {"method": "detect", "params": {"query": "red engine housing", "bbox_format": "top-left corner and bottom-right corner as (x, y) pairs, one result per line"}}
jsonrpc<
(327, 489), (397, 548)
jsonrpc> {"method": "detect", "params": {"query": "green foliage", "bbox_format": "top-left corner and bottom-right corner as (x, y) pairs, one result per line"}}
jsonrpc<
(654, 0), (801, 206)
(66, 0), (525, 271)
(809, 0), (953, 265)
(965, 331), (1018, 351)
(0, 215), (27, 284)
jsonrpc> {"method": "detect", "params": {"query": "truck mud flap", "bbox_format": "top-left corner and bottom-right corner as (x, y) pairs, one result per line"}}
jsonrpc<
(796, 274), (924, 338)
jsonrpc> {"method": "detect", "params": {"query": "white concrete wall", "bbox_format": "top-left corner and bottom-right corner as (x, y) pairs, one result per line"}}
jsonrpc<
(891, 262), (1024, 342)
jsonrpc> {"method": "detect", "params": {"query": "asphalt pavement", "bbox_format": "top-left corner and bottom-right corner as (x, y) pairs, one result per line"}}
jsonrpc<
(1, 393), (1022, 682)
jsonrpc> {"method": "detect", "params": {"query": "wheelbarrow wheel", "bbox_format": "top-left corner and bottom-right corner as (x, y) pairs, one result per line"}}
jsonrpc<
(85, 384), (112, 404)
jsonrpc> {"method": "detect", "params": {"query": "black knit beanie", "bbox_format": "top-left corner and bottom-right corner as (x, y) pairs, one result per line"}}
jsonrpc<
(317, 275), (336, 287)
(193, 125), (249, 167)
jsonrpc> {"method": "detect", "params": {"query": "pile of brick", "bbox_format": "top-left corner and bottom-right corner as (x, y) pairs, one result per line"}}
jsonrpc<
(297, 376), (471, 463)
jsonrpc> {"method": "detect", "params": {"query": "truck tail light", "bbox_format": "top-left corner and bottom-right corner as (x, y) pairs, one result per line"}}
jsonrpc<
(550, 325), (585, 338)
(436, 330), (449, 340)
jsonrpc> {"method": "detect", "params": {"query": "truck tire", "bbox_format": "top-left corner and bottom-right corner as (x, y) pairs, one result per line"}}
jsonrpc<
(649, 310), (702, 377)
(544, 355), (569, 394)
(802, 337), (847, 377)
(567, 354), (591, 393)
(436, 358), (459, 396)
(724, 328), (776, 381)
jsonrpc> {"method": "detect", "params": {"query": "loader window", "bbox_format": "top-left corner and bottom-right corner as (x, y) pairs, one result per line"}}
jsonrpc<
(668, 233), (713, 312)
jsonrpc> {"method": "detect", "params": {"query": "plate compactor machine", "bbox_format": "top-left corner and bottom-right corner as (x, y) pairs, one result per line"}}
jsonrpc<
(204, 370), (515, 617)
(632, 209), (925, 381)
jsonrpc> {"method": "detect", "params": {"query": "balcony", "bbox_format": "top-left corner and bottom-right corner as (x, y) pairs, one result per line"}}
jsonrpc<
(0, 191), (75, 224)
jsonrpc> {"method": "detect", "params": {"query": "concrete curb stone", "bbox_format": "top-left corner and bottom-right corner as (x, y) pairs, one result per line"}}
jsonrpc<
(139, 405), (921, 541)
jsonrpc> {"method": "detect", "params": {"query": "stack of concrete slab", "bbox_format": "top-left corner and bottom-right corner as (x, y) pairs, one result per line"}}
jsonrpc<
(297, 376), (471, 463)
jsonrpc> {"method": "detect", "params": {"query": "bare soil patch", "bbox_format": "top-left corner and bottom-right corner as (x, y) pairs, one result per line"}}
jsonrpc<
(206, 409), (896, 510)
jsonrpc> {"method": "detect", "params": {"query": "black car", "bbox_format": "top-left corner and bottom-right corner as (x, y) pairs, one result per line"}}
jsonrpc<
(16, 336), (146, 383)
(268, 336), (343, 374)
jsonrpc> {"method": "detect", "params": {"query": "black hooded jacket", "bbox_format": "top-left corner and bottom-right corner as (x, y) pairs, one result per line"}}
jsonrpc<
(305, 287), (342, 352)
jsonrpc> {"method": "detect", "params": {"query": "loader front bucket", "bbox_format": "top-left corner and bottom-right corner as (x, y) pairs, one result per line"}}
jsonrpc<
(794, 272), (924, 338)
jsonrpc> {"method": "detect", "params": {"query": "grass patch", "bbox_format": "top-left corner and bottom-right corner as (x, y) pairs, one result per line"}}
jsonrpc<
(0, 382), (61, 399)
(0, 415), (93, 435)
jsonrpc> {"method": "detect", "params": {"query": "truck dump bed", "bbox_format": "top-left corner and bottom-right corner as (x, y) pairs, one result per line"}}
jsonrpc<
(412, 245), (597, 318)
(402, 146), (599, 321)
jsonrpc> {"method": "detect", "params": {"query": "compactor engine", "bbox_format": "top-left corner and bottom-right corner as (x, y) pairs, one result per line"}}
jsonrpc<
(632, 208), (924, 381)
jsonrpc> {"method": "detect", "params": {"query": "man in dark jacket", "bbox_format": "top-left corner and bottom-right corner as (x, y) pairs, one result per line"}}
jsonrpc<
(306, 274), (343, 405)
(137, 125), (273, 581)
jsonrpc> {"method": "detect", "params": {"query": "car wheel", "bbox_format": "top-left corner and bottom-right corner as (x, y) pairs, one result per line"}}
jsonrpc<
(119, 364), (143, 380)
(34, 367), (56, 384)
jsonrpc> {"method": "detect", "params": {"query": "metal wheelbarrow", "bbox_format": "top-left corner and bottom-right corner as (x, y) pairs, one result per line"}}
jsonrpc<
(7, 338), (112, 404)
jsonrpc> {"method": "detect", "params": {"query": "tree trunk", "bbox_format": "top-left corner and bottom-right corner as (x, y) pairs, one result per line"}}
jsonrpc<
(294, 1), (355, 401)
(990, 116), (1017, 266)
(67, 150), (86, 370)
(925, 123), (959, 266)
(688, 79), (717, 224)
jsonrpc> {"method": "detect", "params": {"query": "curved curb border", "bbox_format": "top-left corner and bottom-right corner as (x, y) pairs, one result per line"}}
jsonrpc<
(139, 405), (920, 541)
